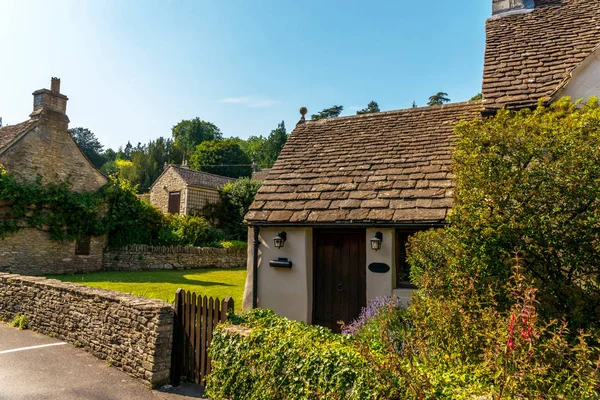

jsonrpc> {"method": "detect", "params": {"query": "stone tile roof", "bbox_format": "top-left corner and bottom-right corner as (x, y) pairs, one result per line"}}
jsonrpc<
(252, 168), (271, 181)
(245, 101), (483, 225)
(0, 120), (37, 153)
(483, 0), (600, 110)
(171, 166), (235, 190)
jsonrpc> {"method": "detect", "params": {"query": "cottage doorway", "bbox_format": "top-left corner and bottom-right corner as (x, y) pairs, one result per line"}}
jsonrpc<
(313, 229), (366, 332)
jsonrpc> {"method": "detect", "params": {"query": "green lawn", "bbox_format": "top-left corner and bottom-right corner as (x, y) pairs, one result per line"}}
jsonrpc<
(47, 268), (247, 310)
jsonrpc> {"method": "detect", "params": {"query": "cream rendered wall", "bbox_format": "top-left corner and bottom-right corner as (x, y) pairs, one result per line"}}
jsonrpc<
(560, 48), (600, 102)
(242, 227), (313, 323)
(365, 228), (395, 303)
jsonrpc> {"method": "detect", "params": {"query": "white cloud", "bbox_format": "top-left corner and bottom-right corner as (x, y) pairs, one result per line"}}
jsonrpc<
(218, 96), (278, 108)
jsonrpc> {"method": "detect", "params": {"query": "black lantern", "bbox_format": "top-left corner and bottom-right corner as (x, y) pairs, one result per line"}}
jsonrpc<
(274, 232), (287, 249)
(370, 231), (383, 251)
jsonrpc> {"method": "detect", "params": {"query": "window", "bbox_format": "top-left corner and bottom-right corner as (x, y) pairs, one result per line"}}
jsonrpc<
(395, 230), (418, 289)
(75, 235), (92, 256)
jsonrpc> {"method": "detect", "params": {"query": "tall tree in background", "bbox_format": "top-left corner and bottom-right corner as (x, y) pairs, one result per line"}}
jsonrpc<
(263, 121), (287, 167)
(427, 92), (451, 106)
(190, 139), (252, 178)
(172, 118), (222, 160)
(356, 101), (380, 115)
(68, 127), (105, 168)
(311, 105), (344, 120)
(412, 101), (418, 108)
(470, 93), (483, 101)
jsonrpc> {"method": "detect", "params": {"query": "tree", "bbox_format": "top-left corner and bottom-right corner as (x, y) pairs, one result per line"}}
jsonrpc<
(204, 178), (262, 240)
(172, 118), (222, 160)
(311, 105), (344, 121)
(470, 93), (483, 101)
(410, 98), (600, 331)
(412, 101), (417, 108)
(190, 139), (252, 178)
(427, 92), (451, 106)
(356, 101), (380, 115)
(263, 121), (287, 167)
(68, 127), (105, 168)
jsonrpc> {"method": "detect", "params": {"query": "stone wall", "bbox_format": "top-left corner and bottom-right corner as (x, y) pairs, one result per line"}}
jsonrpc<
(0, 228), (106, 275)
(103, 244), (247, 270)
(0, 273), (174, 388)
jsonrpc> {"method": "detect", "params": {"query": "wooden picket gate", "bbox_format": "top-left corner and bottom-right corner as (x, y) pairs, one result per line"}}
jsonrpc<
(170, 288), (234, 386)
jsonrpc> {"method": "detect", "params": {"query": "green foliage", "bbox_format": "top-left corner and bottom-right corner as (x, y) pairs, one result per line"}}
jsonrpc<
(172, 118), (222, 160)
(190, 139), (252, 179)
(206, 309), (399, 400)
(10, 314), (29, 330)
(219, 240), (247, 250)
(470, 92), (483, 101)
(238, 121), (288, 169)
(311, 105), (344, 120)
(428, 92), (451, 106)
(204, 178), (262, 240)
(356, 101), (380, 115)
(449, 97), (600, 330)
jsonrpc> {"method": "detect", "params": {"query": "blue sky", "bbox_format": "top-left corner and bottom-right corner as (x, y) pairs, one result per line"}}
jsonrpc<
(0, 0), (491, 150)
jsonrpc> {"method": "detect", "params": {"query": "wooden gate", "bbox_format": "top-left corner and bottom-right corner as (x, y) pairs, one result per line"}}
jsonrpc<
(170, 289), (234, 386)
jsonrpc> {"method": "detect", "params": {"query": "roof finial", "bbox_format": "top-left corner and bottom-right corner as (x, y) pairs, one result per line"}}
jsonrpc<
(297, 107), (308, 126)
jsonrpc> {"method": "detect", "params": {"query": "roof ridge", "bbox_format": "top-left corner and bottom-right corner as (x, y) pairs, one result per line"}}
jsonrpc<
(171, 165), (235, 180)
(302, 100), (483, 125)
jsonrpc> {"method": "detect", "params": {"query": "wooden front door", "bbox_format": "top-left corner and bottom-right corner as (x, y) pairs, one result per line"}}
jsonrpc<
(168, 191), (181, 214)
(313, 229), (366, 332)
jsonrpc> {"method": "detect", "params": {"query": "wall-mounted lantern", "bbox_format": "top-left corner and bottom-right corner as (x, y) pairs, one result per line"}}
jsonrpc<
(274, 232), (287, 249)
(370, 231), (383, 251)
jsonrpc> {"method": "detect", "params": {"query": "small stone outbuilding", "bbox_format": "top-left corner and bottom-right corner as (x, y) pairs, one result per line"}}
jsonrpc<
(0, 78), (108, 275)
(149, 164), (235, 215)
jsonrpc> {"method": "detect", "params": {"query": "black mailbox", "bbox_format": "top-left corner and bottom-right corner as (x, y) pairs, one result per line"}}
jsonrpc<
(269, 258), (293, 268)
(368, 262), (390, 273)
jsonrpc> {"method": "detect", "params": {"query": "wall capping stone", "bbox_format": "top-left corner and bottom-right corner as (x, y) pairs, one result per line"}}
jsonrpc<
(0, 273), (174, 388)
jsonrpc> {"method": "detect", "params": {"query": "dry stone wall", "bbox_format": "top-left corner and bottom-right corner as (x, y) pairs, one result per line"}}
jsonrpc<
(103, 245), (246, 270)
(0, 273), (174, 388)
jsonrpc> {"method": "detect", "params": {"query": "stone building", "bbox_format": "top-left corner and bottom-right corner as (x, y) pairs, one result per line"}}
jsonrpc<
(243, 0), (600, 331)
(0, 78), (108, 275)
(149, 164), (235, 215)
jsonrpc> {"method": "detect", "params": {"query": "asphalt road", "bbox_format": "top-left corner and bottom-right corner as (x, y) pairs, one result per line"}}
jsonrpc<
(0, 324), (204, 400)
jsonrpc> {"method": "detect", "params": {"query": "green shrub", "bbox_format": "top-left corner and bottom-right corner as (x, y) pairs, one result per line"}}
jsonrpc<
(205, 309), (402, 400)
(10, 314), (29, 330)
(448, 97), (600, 330)
(218, 240), (247, 250)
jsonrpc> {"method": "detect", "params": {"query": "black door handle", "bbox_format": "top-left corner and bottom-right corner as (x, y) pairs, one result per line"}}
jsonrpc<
(337, 282), (343, 292)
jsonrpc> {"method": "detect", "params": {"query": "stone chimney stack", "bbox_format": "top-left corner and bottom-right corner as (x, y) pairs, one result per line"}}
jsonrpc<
(492, 0), (534, 16)
(30, 77), (69, 128)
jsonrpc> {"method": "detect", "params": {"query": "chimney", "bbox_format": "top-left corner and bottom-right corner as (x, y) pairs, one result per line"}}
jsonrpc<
(492, 0), (534, 16)
(30, 77), (69, 127)
(181, 160), (190, 169)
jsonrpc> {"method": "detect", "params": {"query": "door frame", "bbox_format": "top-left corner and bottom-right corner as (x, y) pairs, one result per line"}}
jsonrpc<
(311, 228), (367, 328)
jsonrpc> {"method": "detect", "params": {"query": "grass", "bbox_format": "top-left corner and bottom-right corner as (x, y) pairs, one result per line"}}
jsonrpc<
(47, 268), (247, 310)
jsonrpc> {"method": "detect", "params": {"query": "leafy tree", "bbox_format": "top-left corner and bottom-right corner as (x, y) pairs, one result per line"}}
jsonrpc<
(239, 135), (268, 167)
(263, 121), (287, 167)
(172, 118), (222, 160)
(68, 127), (105, 168)
(190, 139), (252, 178)
(204, 178), (262, 240)
(427, 92), (451, 106)
(356, 101), (380, 115)
(311, 105), (343, 121)
(410, 97), (600, 331)
(470, 93), (483, 101)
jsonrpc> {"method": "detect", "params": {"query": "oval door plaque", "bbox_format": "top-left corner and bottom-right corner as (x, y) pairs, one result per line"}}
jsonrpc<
(368, 263), (390, 273)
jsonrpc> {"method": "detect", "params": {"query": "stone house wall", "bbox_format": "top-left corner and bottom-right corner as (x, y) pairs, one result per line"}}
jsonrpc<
(0, 273), (174, 388)
(149, 167), (187, 214)
(103, 244), (247, 270)
(0, 228), (106, 275)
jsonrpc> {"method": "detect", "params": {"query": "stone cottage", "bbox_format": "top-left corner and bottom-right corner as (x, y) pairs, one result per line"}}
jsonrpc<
(0, 78), (108, 275)
(242, 0), (600, 331)
(149, 164), (235, 215)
